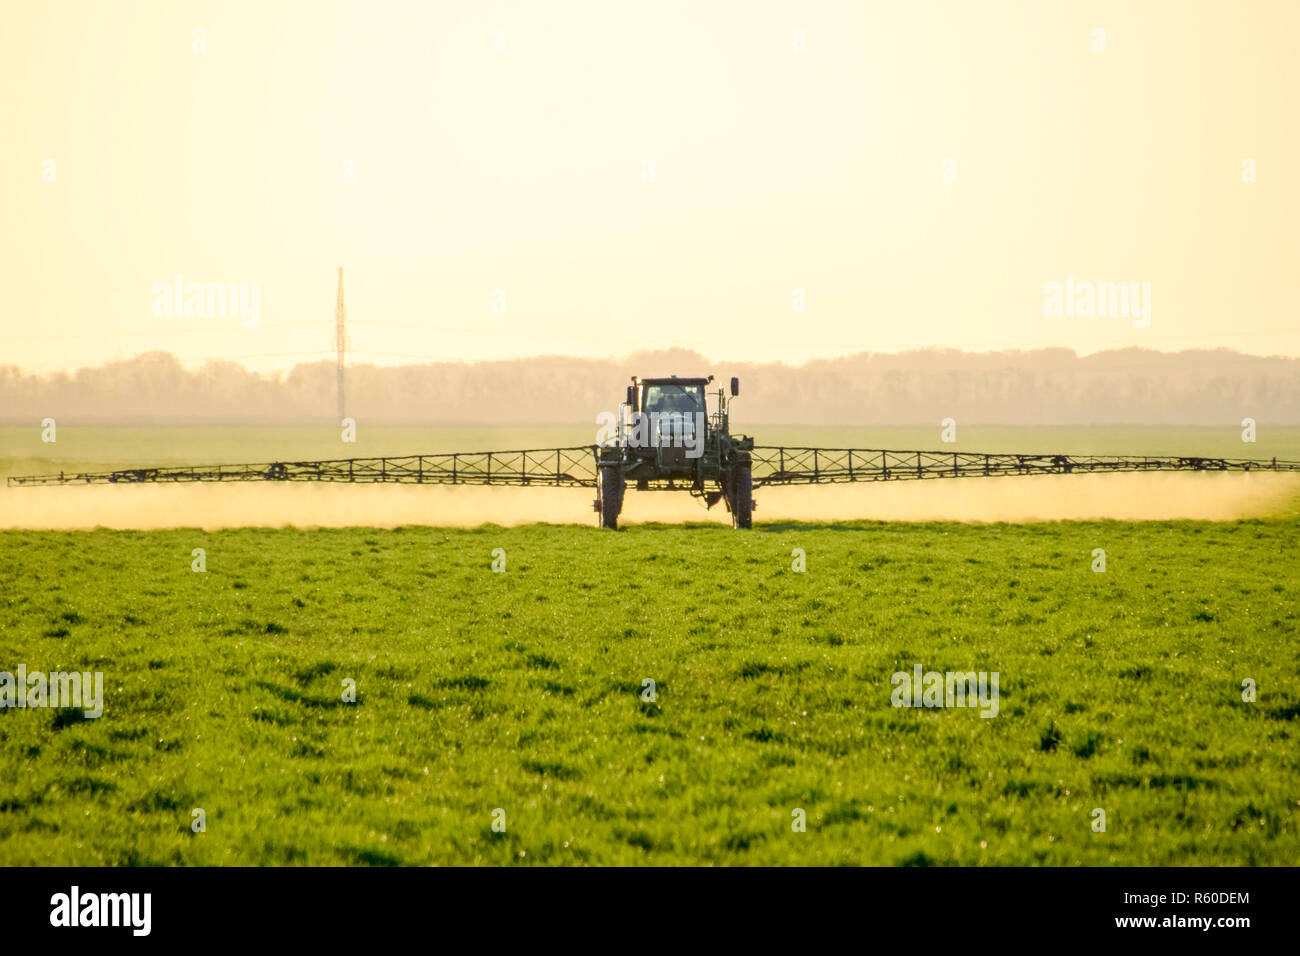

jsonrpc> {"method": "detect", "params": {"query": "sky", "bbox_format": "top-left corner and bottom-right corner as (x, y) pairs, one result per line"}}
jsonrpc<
(2, 0), (1297, 374)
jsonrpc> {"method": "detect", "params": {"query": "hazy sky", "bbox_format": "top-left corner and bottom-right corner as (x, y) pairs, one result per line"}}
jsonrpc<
(2, 0), (1297, 373)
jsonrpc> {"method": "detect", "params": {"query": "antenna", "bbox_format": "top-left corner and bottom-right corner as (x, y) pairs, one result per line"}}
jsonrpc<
(334, 267), (347, 422)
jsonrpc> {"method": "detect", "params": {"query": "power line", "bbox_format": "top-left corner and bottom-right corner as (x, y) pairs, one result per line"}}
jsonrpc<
(4, 319), (1296, 353)
(0, 320), (330, 341)
(7, 344), (1298, 375)
(345, 319), (1300, 352)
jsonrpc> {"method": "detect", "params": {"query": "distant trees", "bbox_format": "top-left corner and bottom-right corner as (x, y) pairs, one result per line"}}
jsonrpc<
(1, 347), (1296, 424)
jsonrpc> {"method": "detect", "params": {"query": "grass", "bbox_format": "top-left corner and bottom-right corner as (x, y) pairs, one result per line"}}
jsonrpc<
(1, 517), (1297, 865)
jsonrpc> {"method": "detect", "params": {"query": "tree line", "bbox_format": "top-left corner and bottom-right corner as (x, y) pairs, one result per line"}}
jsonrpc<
(1, 347), (1295, 424)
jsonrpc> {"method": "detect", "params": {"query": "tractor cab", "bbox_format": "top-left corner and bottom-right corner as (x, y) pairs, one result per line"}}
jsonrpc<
(596, 373), (754, 530)
(639, 378), (706, 468)
(641, 381), (706, 417)
(622, 376), (711, 474)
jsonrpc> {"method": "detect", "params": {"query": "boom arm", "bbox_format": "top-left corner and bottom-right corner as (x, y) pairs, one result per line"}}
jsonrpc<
(748, 447), (1300, 487)
(7, 446), (1297, 489)
(6, 447), (598, 488)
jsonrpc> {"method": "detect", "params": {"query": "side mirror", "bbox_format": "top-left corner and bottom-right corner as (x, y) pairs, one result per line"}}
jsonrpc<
(730, 377), (740, 397)
(626, 385), (636, 408)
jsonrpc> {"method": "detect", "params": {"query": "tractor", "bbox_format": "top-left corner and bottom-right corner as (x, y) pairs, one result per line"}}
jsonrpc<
(594, 375), (754, 530)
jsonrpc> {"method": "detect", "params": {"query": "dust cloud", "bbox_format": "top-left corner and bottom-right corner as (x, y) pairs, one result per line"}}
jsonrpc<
(750, 472), (1300, 523)
(0, 472), (1295, 530)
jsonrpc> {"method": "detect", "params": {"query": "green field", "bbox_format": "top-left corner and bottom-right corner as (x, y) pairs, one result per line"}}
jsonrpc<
(1, 516), (1297, 865)
(1, 425), (1297, 865)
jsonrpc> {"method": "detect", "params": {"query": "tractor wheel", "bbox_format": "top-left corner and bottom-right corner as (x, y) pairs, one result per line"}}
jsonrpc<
(730, 460), (753, 529)
(599, 467), (624, 530)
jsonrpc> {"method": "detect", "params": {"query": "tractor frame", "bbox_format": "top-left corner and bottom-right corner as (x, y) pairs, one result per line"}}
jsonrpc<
(594, 374), (754, 530)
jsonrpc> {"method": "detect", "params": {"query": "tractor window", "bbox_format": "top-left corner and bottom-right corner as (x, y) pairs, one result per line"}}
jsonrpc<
(642, 385), (704, 415)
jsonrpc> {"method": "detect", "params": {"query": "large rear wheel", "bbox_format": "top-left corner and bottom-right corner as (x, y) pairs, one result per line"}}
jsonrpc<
(599, 466), (624, 530)
(730, 460), (752, 529)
